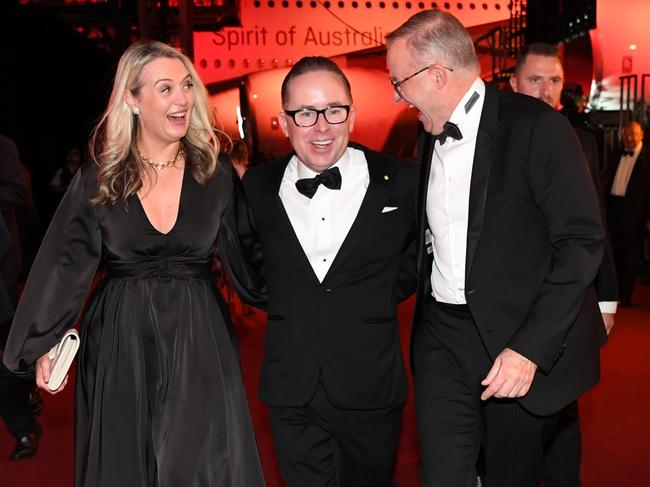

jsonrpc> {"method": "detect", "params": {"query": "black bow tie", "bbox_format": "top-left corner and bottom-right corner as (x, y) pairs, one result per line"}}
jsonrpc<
(622, 149), (635, 157)
(432, 121), (463, 145)
(295, 166), (342, 199)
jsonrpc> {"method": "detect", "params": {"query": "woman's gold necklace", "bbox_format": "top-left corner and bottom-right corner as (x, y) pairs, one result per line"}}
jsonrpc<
(137, 146), (184, 171)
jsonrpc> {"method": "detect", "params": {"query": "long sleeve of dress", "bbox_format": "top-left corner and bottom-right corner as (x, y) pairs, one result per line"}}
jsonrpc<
(218, 164), (268, 310)
(3, 163), (102, 375)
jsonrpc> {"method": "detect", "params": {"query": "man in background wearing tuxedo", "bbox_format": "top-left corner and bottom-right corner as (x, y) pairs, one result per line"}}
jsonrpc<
(386, 11), (606, 486)
(510, 42), (618, 487)
(239, 57), (417, 487)
(606, 121), (650, 306)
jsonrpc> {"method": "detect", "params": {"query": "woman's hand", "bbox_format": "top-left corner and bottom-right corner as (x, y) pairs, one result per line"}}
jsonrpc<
(35, 353), (68, 394)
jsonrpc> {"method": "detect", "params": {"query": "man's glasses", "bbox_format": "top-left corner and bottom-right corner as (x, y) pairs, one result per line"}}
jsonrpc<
(390, 64), (454, 99)
(283, 105), (351, 127)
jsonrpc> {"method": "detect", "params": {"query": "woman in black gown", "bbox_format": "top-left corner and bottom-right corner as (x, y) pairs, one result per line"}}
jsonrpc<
(3, 41), (265, 487)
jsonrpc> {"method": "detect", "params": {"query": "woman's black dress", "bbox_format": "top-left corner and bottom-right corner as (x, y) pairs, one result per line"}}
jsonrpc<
(3, 162), (265, 487)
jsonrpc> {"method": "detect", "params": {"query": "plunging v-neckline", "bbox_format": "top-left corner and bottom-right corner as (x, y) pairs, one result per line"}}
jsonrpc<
(136, 168), (187, 236)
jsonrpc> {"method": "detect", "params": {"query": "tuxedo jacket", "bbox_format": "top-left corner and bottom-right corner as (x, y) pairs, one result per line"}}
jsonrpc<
(241, 144), (417, 409)
(413, 86), (607, 416)
(605, 144), (650, 236)
(576, 128), (618, 302)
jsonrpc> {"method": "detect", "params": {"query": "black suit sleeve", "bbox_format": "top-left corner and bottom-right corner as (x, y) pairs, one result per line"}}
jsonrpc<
(396, 237), (417, 302)
(638, 149), (650, 224)
(577, 129), (618, 303)
(395, 162), (418, 302)
(507, 112), (605, 373)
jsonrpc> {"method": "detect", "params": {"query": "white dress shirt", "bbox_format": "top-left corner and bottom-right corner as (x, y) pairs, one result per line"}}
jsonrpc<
(425, 80), (616, 315)
(279, 147), (369, 282)
(427, 77), (485, 304)
(610, 142), (642, 197)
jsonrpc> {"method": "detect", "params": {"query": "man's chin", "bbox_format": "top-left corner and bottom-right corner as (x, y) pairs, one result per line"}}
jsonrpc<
(417, 112), (433, 133)
(303, 147), (347, 172)
(302, 156), (337, 173)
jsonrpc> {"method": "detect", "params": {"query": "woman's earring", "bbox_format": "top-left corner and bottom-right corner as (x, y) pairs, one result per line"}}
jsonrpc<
(132, 107), (140, 116)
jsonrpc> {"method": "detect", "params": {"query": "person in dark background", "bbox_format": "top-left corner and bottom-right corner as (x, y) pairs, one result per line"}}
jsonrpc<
(15, 162), (40, 281)
(387, 10), (605, 486)
(510, 42), (619, 487)
(0, 217), (14, 325)
(0, 135), (29, 306)
(229, 138), (251, 179)
(606, 121), (650, 306)
(0, 134), (41, 461)
(49, 147), (83, 196)
(559, 83), (591, 128)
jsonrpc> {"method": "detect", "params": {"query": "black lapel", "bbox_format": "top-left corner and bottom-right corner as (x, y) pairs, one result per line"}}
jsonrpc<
(265, 155), (321, 282)
(412, 131), (435, 325)
(465, 85), (499, 281)
(324, 148), (394, 279)
(415, 132), (434, 293)
(626, 147), (648, 196)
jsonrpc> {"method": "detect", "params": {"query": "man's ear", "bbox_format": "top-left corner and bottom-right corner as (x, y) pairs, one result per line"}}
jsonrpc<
(429, 65), (449, 89)
(509, 76), (518, 92)
(278, 112), (290, 138)
(348, 106), (356, 133)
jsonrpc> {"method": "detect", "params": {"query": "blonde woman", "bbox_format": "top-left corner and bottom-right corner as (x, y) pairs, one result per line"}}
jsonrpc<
(3, 41), (265, 486)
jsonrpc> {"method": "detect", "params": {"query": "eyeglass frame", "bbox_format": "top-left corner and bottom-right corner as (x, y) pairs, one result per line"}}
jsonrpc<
(390, 64), (454, 99)
(283, 105), (352, 127)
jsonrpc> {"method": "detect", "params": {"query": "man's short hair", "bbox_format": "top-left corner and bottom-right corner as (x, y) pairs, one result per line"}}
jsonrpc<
(515, 43), (561, 73)
(281, 56), (352, 107)
(623, 120), (644, 133)
(385, 9), (479, 71)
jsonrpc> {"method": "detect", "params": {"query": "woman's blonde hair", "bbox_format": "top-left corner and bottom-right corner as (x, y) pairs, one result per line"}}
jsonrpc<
(90, 40), (220, 205)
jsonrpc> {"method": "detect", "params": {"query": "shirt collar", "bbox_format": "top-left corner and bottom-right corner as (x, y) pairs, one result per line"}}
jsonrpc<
(447, 77), (485, 142)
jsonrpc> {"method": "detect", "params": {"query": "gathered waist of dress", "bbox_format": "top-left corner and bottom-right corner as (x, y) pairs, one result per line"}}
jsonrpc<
(105, 257), (214, 281)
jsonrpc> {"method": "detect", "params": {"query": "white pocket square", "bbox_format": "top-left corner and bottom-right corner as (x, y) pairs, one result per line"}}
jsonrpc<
(382, 206), (398, 213)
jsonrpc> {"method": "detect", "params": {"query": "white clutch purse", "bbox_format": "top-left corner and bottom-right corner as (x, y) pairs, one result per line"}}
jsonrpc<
(46, 329), (80, 391)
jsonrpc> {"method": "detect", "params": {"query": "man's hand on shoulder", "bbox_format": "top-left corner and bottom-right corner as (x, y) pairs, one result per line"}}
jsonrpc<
(480, 348), (537, 401)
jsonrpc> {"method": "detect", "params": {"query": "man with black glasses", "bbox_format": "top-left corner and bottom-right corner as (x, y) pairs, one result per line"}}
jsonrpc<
(237, 56), (417, 487)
